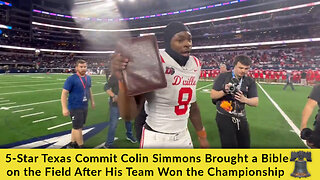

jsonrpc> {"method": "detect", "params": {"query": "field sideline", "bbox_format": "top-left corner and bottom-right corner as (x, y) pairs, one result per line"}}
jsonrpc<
(0, 74), (315, 148)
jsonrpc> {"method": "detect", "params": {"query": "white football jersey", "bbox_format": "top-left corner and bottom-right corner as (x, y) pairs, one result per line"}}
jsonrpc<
(145, 50), (201, 133)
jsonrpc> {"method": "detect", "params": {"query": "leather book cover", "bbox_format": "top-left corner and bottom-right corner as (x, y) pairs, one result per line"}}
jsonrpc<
(116, 35), (167, 96)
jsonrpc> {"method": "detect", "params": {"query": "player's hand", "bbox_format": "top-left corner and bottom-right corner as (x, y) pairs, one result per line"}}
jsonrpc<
(198, 137), (210, 148)
(234, 90), (247, 103)
(62, 108), (70, 117)
(111, 53), (129, 81)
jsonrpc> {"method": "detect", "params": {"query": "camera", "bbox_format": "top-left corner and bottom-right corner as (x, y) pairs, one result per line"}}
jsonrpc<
(301, 128), (320, 148)
(228, 78), (240, 94)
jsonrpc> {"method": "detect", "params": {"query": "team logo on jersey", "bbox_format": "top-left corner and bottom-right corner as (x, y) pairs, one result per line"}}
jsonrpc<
(0, 122), (108, 149)
(165, 66), (175, 75)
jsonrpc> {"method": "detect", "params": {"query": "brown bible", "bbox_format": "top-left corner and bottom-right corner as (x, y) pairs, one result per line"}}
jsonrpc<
(116, 35), (167, 96)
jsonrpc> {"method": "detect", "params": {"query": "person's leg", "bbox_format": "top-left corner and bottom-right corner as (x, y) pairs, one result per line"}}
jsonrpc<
(216, 113), (238, 148)
(69, 109), (86, 148)
(283, 82), (288, 90)
(105, 105), (119, 147)
(237, 118), (250, 148)
(290, 83), (295, 90)
(72, 128), (83, 146)
(125, 121), (137, 143)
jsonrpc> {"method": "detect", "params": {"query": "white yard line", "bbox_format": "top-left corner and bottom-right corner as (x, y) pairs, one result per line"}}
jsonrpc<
(0, 102), (16, 106)
(0, 100), (10, 103)
(257, 83), (308, 148)
(47, 122), (72, 130)
(20, 112), (44, 118)
(0, 98), (4, 99)
(33, 116), (57, 123)
(0, 85), (97, 96)
(0, 80), (63, 85)
(0, 82), (63, 89)
(12, 108), (34, 113)
(2, 92), (106, 110)
(0, 88), (61, 96)
(196, 83), (212, 91)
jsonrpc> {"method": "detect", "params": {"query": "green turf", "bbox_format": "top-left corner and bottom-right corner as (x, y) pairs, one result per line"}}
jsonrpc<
(0, 74), (315, 148)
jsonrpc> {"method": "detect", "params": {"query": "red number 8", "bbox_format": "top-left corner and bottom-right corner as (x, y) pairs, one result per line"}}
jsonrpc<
(175, 87), (193, 115)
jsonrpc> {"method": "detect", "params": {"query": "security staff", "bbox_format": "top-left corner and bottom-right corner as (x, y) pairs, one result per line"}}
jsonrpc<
(211, 55), (258, 148)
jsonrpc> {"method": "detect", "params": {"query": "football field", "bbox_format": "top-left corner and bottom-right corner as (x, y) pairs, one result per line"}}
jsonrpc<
(0, 74), (316, 148)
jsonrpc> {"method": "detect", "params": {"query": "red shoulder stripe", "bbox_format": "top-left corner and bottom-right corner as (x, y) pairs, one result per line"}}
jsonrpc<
(193, 56), (200, 67)
(160, 55), (165, 63)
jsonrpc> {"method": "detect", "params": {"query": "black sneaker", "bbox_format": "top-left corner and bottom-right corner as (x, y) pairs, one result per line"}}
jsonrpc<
(66, 142), (79, 149)
(103, 144), (116, 149)
(126, 136), (137, 143)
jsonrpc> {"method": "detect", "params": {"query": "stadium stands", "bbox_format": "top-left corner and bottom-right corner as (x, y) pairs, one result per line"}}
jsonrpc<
(1, 0), (320, 80)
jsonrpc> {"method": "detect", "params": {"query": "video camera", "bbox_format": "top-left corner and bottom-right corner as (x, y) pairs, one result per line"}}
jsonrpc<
(227, 78), (240, 95)
(300, 128), (320, 148)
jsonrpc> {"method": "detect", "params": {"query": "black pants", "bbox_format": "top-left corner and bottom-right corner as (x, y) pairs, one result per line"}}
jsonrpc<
(134, 107), (147, 142)
(216, 112), (250, 148)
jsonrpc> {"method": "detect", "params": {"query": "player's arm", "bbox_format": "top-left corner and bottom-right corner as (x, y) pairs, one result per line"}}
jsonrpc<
(61, 89), (69, 116)
(118, 82), (145, 121)
(189, 102), (209, 148)
(111, 53), (145, 121)
(89, 88), (95, 109)
(301, 98), (317, 130)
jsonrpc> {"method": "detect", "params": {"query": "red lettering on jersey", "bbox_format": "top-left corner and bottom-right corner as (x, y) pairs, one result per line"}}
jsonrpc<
(172, 76), (182, 85)
(172, 76), (196, 86)
(183, 76), (196, 86)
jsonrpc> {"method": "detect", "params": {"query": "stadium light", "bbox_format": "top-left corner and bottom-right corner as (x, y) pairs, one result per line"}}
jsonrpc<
(0, 24), (12, 29)
(74, 0), (105, 5)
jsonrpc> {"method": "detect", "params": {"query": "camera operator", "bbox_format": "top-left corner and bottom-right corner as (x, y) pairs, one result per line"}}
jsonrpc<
(211, 55), (258, 148)
(300, 84), (320, 148)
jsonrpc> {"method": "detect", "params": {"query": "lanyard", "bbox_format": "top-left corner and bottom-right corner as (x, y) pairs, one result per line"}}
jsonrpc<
(77, 72), (87, 89)
(232, 70), (243, 88)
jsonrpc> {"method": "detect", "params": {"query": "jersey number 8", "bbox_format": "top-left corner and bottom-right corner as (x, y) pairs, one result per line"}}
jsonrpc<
(175, 87), (193, 115)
